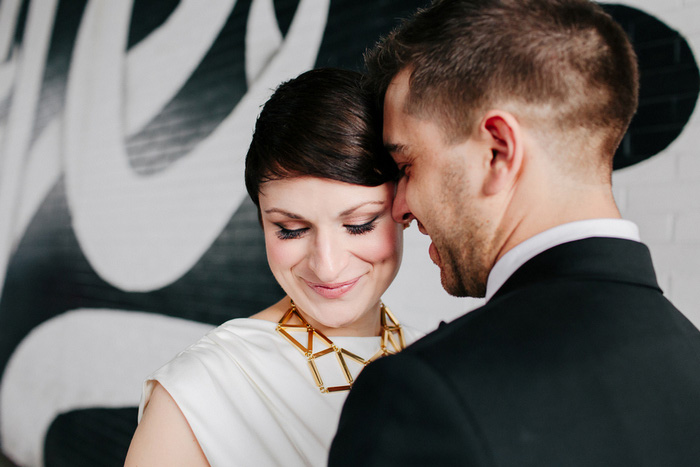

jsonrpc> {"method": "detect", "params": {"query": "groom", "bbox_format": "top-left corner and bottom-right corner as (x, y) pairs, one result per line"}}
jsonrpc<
(329, 0), (700, 465)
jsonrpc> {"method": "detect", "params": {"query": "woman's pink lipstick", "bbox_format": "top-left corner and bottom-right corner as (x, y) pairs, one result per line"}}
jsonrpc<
(305, 277), (360, 299)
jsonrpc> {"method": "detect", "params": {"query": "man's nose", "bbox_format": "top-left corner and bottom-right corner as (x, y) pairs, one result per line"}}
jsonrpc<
(392, 178), (414, 224)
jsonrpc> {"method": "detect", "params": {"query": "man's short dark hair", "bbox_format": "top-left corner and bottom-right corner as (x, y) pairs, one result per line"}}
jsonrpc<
(366, 0), (639, 158)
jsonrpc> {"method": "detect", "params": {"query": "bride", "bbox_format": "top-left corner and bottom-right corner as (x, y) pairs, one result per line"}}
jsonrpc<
(125, 68), (423, 466)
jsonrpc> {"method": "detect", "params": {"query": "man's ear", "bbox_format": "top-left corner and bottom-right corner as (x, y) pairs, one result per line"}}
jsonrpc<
(480, 110), (523, 196)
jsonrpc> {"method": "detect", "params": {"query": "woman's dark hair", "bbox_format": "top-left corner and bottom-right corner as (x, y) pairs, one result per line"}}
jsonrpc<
(244, 68), (397, 208)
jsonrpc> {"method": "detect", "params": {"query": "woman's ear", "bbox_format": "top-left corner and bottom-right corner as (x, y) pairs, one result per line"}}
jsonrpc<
(480, 110), (523, 196)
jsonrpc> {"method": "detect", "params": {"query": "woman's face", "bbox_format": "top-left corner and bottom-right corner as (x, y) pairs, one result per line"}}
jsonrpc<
(259, 176), (403, 336)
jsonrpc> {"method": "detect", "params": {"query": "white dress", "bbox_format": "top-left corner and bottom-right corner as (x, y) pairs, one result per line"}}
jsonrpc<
(138, 317), (423, 466)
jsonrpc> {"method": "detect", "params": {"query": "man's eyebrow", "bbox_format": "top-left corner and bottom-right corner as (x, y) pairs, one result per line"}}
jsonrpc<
(339, 200), (386, 217)
(384, 142), (407, 155)
(263, 208), (302, 219)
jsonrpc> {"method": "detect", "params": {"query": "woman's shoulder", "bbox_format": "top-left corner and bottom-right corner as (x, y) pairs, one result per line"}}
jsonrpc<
(142, 317), (280, 384)
(211, 315), (278, 335)
(195, 316), (282, 356)
(141, 318), (289, 413)
(151, 299), (292, 378)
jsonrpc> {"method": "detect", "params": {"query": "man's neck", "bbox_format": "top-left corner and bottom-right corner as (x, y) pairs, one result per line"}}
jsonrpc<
(493, 176), (621, 266)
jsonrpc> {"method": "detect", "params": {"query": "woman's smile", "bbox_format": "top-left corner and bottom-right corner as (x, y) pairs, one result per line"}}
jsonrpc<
(303, 276), (362, 299)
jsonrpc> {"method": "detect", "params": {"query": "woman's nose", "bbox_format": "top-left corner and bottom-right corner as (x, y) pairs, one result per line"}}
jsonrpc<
(308, 230), (349, 282)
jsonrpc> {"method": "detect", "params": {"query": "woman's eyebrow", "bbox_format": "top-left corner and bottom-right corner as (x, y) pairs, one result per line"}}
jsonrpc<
(263, 208), (303, 219)
(264, 201), (385, 219)
(339, 200), (385, 217)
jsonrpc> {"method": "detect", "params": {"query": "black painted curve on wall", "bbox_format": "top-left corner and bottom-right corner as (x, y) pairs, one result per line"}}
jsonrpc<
(125, 0), (253, 175)
(30, 0), (88, 144)
(604, 4), (699, 170)
(44, 408), (137, 467)
(0, 0), (31, 124)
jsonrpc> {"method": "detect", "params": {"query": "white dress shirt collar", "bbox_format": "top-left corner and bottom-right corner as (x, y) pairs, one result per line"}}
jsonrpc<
(485, 219), (641, 302)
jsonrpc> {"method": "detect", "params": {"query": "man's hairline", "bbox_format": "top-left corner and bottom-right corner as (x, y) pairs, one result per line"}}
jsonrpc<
(382, 65), (491, 146)
(383, 77), (615, 182)
(381, 64), (606, 156)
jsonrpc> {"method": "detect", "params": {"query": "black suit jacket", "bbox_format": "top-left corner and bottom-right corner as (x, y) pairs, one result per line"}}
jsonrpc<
(329, 238), (700, 466)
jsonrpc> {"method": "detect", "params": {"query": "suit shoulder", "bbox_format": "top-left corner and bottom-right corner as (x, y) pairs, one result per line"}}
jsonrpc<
(400, 304), (490, 360)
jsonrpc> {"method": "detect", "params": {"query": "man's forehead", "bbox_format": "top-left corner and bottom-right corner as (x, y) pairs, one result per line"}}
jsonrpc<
(384, 69), (412, 109)
(383, 71), (413, 143)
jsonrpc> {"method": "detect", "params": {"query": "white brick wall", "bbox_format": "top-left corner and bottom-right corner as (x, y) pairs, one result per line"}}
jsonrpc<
(679, 151), (700, 180)
(615, 146), (700, 327)
(676, 212), (700, 242)
(672, 273), (700, 323)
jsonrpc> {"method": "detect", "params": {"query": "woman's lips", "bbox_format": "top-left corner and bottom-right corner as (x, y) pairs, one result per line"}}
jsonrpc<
(305, 277), (360, 299)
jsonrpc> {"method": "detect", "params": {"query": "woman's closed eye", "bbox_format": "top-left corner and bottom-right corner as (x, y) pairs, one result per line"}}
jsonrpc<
(275, 225), (308, 240)
(274, 215), (379, 240)
(344, 216), (378, 235)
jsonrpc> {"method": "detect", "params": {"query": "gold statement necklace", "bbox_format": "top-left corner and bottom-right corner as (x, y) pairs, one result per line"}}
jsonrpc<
(276, 299), (405, 393)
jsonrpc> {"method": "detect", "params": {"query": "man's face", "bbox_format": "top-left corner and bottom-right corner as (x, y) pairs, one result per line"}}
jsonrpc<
(383, 69), (494, 298)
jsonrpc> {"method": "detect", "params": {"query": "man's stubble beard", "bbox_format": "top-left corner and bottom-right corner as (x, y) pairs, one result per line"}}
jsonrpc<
(436, 227), (490, 298)
(434, 168), (492, 299)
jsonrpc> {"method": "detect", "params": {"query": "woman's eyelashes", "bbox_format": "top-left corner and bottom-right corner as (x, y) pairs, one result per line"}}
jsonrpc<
(344, 216), (378, 235)
(273, 216), (379, 240)
(275, 226), (308, 240)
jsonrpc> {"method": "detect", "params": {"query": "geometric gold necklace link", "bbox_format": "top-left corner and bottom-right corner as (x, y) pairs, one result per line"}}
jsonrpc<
(276, 299), (405, 393)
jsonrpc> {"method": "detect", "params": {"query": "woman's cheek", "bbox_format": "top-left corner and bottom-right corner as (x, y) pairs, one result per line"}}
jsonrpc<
(358, 221), (403, 264)
(265, 235), (299, 275)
